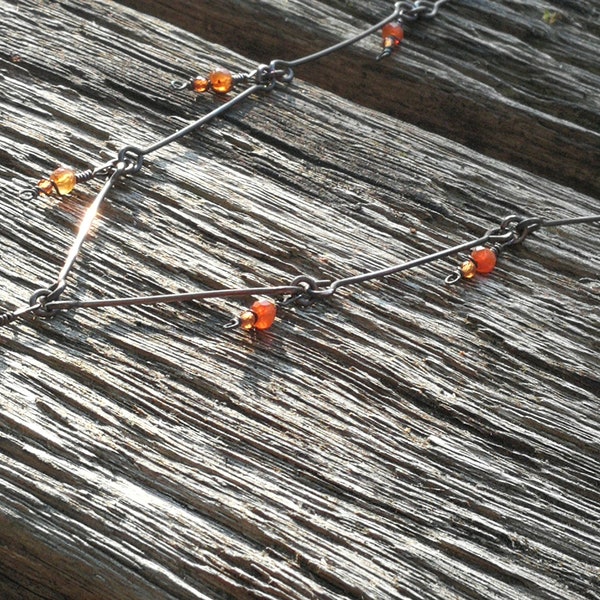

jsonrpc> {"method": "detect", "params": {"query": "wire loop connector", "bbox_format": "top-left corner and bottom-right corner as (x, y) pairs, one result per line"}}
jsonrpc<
(29, 280), (66, 317)
(116, 146), (145, 176)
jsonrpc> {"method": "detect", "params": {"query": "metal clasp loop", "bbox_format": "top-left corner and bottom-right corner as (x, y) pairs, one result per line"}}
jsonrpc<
(282, 275), (335, 306)
(254, 61), (295, 89)
(170, 79), (191, 91)
(19, 187), (40, 201)
(29, 280), (66, 317)
(513, 217), (543, 244)
(491, 215), (543, 249)
(116, 146), (145, 175)
(395, 0), (449, 20)
(269, 60), (295, 83)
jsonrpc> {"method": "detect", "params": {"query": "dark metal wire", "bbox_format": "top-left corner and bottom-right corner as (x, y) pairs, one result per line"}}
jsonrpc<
(272, 0), (450, 71)
(131, 84), (263, 158)
(56, 169), (121, 286)
(542, 215), (600, 227)
(0, 304), (42, 326)
(44, 285), (309, 312)
(27, 213), (598, 319)
(312, 231), (503, 297)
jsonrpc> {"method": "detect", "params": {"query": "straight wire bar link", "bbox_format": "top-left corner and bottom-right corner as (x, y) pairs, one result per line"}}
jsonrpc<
(28, 214), (600, 325)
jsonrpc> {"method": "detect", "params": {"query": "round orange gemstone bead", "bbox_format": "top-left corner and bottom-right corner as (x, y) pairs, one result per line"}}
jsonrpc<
(51, 167), (77, 194)
(209, 68), (234, 94)
(470, 246), (497, 274)
(247, 299), (277, 330)
(382, 21), (404, 46)
(192, 77), (210, 93)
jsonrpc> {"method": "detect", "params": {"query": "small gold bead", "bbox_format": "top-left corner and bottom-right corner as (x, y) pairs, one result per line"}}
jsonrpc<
(239, 310), (257, 331)
(192, 77), (210, 93)
(460, 259), (477, 279)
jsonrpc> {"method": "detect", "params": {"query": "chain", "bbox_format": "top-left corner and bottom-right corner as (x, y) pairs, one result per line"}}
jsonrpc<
(397, 0), (452, 20)
(28, 214), (600, 313)
(3, 1), (599, 332)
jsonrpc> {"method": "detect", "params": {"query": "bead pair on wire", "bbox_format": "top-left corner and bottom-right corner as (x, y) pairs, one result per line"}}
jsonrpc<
(19, 159), (128, 201)
(377, 21), (405, 60)
(445, 245), (498, 284)
(445, 215), (547, 284)
(19, 166), (93, 201)
(171, 67), (244, 95)
(225, 299), (278, 331)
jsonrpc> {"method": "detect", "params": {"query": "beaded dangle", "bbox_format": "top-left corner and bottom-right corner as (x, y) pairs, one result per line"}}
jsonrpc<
(37, 167), (78, 196)
(446, 245), (498, 284)
(176, 67), (248, 95)
(226, 299), (278, 331)
(377, 21), (405, 60)
(20, 166), (96, 200)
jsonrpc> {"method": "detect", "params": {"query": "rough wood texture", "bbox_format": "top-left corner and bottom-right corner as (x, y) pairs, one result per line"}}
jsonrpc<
(114, 0), (600, 198)
(0, 1), (599, 599)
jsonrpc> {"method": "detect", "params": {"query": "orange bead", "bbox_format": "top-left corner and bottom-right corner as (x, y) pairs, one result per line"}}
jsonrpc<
(470, 246), (497, 274)
(460, 259), (477, 279)
(209, 68), (234, 94)
(51, 167), (77, 194)
(249, 299), (277, 330)
(382, 21), (404, 46)
(37, 167), (77, 195)
(192, 77), (210, 93)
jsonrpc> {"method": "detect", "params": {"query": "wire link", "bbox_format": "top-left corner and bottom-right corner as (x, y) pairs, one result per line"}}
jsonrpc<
(29, 283), (64, 317)
(396, 0), (451, 20)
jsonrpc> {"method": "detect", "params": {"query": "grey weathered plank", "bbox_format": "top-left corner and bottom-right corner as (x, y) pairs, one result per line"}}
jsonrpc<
(114, 0), (600, 198)
(0, 1), (599, 599)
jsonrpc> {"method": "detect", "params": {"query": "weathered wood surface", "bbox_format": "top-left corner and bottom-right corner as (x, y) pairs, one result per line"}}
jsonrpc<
(115, 0), (600, 198)
(0, 1), (599, 599)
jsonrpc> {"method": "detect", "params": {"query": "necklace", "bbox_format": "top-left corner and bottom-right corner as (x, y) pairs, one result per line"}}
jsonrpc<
(2, 0), (599, 332)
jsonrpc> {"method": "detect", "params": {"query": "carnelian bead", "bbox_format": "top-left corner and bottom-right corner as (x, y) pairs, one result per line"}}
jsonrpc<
(460, 259), (477, 279)
(382, 21), (404, 46)
(51, 167), (77, 194)
(38, 167), (77, 196)
(470, 246), (497, 274)
(248, 299), (277, 330)
(192, 77), (210, 93)
(209, 68), (234, 94)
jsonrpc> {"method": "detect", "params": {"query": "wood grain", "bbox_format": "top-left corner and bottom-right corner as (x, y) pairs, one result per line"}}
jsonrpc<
(0, 1), (599, 599)
(114, 0), (600, 198)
